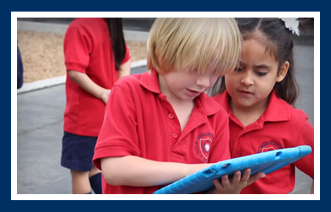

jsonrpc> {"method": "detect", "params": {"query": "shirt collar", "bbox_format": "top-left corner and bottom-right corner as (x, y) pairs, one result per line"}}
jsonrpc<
(218, 90), (290, 122)
(140, 69), (222, 116)
(140, 69), (161, 94)
(263, 90), (290, 122)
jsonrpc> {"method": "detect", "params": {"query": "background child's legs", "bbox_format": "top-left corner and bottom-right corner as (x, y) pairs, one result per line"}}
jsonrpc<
(70, 166), (102, 194)
(71, 169), (91, 194)
(61, 131), (102, 194)
(89, 166), (102, 194)
(89, 165), (100, 177)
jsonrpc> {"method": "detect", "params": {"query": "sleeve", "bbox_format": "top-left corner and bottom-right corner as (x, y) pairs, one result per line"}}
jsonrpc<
(17, 40), (24, 89)
(63, 26), (91, 73)
(93, 80), (141, 170)
(120, 45), (131, 64)
(208, 110), (231, 163)
(292, 119), (314, 179)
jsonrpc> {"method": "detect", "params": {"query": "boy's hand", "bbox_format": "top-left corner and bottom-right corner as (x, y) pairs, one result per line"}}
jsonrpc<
(208, 169), (265, 194)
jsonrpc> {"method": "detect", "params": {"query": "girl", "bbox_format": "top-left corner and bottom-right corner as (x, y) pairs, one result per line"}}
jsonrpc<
(61, 18), (131, 194)
(212, 18), (314, 194)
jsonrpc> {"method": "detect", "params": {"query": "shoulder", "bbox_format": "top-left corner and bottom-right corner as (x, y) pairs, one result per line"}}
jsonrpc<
(67, 18), (106, 33)
(276, 99), (312, 130)
(113, 74), (142, 93)
(290, 106), (310, 124)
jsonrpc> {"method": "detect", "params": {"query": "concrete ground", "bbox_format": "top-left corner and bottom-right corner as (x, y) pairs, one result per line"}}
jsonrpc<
(16, 19), (315, 195)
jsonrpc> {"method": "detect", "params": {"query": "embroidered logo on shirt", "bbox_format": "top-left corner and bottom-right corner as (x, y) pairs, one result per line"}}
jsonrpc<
(194, 132), (214, 162)
(257, 141), (282, 153)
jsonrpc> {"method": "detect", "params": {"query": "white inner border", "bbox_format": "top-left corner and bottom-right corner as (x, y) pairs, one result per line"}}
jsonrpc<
(12, 12), (320, 201)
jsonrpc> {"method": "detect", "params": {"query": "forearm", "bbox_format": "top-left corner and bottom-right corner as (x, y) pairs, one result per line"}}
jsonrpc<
(118, 59), (131, 79)
(68, 70), (109, 100)
(310, 181), (314, 194)
(101, 155), (210, 187)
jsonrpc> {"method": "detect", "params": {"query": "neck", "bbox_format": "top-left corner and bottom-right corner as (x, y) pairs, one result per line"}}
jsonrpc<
(230, 97), (269, 127)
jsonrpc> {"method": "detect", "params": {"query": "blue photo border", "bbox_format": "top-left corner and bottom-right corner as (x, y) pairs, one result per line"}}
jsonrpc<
(8, 1), (324, 211)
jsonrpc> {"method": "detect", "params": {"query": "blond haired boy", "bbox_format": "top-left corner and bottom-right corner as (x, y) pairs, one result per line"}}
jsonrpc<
(93, 18), (264, 194)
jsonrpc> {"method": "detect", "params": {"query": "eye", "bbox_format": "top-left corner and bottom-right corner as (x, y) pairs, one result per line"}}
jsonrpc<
(234, 66), (243, 72)
(256, 71), (267, 76)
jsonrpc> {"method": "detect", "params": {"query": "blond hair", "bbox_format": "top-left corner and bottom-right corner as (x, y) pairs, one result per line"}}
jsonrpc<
(147, 18), (241, 75)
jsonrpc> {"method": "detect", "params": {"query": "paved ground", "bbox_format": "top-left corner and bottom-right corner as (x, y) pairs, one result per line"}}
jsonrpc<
(16, 22), (315, 194)
(17, 66), (146, 194)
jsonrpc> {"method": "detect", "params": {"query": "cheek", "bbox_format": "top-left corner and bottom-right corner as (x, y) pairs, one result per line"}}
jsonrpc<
(224, 76), (236, 90)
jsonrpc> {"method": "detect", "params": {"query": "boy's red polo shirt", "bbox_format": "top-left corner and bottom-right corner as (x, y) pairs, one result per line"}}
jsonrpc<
(213, 90), (314, 194)
(93, 70), (231, 194)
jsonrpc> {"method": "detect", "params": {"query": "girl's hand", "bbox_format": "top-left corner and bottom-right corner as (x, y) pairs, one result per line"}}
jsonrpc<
(100, 89), (111, 104)
(208, 169), (265, 194)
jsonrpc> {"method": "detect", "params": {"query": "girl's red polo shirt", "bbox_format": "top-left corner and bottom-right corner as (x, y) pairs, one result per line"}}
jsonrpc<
(93, 70), (231, 194)
(63, 18), (130, 137)
(213, 90), (314, 194)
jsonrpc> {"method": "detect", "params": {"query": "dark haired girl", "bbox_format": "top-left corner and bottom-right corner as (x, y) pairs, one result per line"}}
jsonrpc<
(212, 18), (314, 194)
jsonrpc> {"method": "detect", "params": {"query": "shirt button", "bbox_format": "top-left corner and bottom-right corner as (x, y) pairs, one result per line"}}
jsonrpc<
(168, 113), (174, 119)
(172, 133), (178, 139)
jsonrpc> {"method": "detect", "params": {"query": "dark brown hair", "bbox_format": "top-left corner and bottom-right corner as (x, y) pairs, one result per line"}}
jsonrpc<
(211, 18), (310, 106)
(105, 18), (126, 71)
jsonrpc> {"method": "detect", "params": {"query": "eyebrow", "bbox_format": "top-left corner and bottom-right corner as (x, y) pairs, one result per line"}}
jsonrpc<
(253, 64), (270, 70)
(239, 61), (270, 70)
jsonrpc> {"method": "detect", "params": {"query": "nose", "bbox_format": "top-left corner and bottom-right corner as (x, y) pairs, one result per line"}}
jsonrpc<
(240, 71), (253, 86)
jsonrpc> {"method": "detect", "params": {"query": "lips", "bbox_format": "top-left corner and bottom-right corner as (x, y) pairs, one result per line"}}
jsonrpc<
(238, 90), (253, 96)
(186, 89), (202, 97)
(240, 90), (252, 94)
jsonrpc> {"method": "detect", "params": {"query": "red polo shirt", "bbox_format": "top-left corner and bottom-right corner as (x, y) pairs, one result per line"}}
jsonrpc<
(63, 18), (130, 136)
(213, 90), (314, 194)
(93, 70), (231, 194)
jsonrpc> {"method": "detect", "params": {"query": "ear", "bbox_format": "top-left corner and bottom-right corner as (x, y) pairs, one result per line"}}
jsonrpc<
(276, 61), (290, 82)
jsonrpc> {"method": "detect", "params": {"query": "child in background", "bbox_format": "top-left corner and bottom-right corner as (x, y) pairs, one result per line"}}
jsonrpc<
(17, 40), (24, 89)
(93, 18), (265, 194)
(61, 18), (131, 194)
(211, 18), (314, 194)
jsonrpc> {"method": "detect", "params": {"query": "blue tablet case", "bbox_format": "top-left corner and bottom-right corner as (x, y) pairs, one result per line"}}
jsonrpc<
(154, 145), (312, 194)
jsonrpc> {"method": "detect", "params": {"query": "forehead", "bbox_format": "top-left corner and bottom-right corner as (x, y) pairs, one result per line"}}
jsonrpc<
(241, 39), (278, 65)
(243, 31), (279, 62)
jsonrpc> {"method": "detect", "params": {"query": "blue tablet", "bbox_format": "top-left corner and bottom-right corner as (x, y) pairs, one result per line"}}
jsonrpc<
(154, 145), (312, 194)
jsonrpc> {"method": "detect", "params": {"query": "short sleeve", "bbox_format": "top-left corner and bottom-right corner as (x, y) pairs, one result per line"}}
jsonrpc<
(292, 120), (314, 179)
(93, 80), (141, 170)
(121, 45), (131, 64)
(63, 26), (91, 73)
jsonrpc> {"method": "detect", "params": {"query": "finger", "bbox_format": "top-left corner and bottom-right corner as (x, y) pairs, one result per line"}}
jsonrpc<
(231, 171), (241, 184)
(212, 178), (223, 190)
(241, 168), (251, 182)
(221, 174), (230, 187)
(247, 172), (265, 186)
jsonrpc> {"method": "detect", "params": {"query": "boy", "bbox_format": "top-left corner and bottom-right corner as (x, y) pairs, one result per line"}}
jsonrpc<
(93, 18), (264, 194)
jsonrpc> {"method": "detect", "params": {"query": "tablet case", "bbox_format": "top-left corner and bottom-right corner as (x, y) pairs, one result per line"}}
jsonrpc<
(153, 145), (312, 194)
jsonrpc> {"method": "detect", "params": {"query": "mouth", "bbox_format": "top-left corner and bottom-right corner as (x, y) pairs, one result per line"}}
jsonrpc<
(238, 90), (253, 96)
(186, 89), (202, 97)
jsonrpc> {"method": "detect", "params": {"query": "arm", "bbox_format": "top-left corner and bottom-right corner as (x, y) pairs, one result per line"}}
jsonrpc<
(118, 59), (131, 79)
(101, 155), (211, 187)
(291, 118), (314, 193)
(17, 42), (24, 89)
(68, 70), (110, 104)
